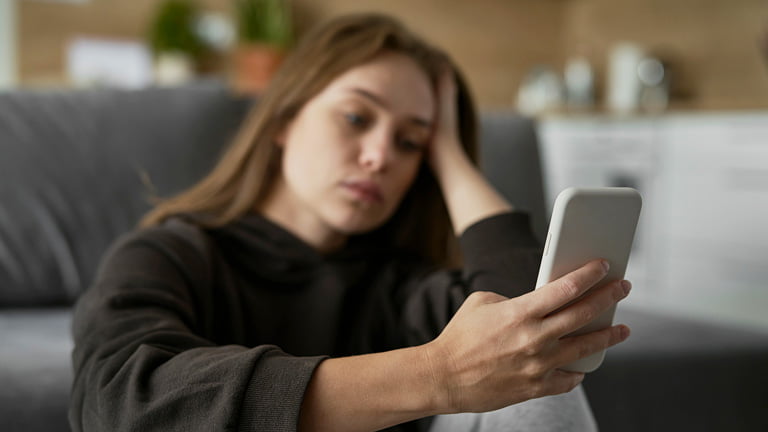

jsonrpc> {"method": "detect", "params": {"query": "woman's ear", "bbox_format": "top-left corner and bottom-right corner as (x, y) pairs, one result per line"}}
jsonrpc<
(274, 128), (286, 148)
(273, 120), (293, 148)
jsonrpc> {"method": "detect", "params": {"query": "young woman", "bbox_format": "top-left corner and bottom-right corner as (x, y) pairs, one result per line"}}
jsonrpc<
(69, 13), (631, 432)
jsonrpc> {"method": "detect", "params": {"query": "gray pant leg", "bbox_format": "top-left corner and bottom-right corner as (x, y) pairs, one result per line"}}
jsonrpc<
(428, 386), (598, 432)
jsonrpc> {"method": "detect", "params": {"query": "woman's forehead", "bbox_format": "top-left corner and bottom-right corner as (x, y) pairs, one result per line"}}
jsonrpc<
(320, 52), (436, 117)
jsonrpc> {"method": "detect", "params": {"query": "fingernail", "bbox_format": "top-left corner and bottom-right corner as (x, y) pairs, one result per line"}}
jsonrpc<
(620, 325), (631, 340)
(621, 280), (632, 296)
(601, 260), (610, 273)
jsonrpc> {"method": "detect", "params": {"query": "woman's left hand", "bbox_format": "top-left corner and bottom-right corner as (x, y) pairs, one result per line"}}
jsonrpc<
(426, 67), (513, 235)
(427, 68), (468, 181)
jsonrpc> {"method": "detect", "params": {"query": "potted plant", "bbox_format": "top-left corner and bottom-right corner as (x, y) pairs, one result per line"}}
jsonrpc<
(231, 0), (292, 94)
(148, 0), (206, 85)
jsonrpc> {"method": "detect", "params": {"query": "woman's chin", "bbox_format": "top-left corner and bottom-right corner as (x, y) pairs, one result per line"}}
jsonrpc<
(329, 209), (391, 236)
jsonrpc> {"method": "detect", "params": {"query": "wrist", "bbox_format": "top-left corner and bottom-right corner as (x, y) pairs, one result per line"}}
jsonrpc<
(299, 347), (453, 431)
(430, 140), (473, 188)
(420, 341), (458, 415)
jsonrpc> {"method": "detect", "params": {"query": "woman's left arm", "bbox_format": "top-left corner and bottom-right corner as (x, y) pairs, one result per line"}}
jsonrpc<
(398, 69), (541, 345)
(428, 70), (513, 235)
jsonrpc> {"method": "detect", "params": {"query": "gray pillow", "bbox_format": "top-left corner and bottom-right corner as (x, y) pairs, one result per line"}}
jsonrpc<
(0, 80), (250, 306)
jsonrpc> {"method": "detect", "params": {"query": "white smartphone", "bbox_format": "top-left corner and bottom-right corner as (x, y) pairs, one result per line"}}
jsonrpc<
(535, 187), (642, 373)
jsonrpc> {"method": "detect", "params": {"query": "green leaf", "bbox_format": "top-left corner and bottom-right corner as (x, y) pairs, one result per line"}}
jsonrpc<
(234, 0), (292, 47)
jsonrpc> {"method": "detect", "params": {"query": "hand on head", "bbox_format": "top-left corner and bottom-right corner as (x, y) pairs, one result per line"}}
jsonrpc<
(427, 67), (465, 173)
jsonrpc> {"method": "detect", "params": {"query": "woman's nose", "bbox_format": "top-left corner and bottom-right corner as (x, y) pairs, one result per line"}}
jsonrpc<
(358, 130), (392, 172)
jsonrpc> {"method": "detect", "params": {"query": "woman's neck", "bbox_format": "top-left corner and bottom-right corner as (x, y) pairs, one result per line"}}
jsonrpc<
(257, 180), (348, 254)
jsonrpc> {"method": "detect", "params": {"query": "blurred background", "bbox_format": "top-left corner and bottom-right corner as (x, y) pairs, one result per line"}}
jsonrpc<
(1, 0), (768, 329)
(1, 0), (766, 111)
(2, 3), (768, 431)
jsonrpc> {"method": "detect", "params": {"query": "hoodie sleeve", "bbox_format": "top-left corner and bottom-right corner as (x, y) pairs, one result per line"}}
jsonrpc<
(400, 212), (543, 346)
(69, 226), (325, 432)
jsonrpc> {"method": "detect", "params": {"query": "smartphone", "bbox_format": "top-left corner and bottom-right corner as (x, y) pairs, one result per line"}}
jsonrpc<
(535, 187), (642, 373)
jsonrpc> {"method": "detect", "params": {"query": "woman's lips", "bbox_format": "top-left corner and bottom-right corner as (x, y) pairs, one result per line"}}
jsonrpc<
(341, 180), (384, 203)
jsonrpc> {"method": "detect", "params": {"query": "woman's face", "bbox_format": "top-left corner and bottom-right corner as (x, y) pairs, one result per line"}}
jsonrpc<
(262, 51), (435, 251)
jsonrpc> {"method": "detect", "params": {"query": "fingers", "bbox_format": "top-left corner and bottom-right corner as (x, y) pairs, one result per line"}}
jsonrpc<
(538, 370), (586, 398)
(553, 324), (631, 370)
(437, 68), (457, 112)
(542, 279), (631, 339)
(524, 259), (610, 317)
(463, 290), (509, 307)
(427, 68), (462, 166)
(433, 68), (458, 142)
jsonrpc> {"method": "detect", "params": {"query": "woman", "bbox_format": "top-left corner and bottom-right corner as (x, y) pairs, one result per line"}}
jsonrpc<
(69, 13), (630, 432)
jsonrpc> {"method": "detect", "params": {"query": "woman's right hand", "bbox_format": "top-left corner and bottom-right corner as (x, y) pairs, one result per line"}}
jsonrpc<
(423, 259), (631, 414)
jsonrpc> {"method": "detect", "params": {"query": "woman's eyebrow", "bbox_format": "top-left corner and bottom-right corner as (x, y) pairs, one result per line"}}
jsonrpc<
(347, 87), (433, 128)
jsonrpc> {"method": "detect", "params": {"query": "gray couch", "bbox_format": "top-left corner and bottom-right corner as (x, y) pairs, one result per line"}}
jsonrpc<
(0, 81), (250, 431)
(1, 82), (767, 432)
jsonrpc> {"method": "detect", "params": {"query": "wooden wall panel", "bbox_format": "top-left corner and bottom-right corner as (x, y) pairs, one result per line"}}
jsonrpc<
(19, 0), (156, 85)
(562, 0), (768, 110)
(16, 0), (565, 108)
(15, 0), (768, 110)
(17, 0), (229, 87)
(291, 0), (565, 108)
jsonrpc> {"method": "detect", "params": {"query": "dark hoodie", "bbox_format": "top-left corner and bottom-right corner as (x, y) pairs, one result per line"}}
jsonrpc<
(69, 212), (541, 431)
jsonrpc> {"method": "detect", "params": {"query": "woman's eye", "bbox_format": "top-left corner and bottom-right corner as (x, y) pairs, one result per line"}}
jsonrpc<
(396, 136), (426, 153)
(344, 112), (369, 128)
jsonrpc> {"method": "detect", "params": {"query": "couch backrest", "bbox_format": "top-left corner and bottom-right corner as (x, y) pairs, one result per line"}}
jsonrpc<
(479, 112), (547, 243)
(0, 81), (251, 306)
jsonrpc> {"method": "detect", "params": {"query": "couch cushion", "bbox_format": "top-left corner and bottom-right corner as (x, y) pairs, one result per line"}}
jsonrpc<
(584, 307), (768, 431)
(479, 112), (547, 242)
(0, 81), (250, 306)
(0, 308), (73, 432)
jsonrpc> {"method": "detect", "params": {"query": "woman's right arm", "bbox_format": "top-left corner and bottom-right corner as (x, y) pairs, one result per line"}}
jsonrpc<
(298, 259), (630, 431)
(70, 228), (325, 432)
(298, 69), (630, 431)
(73, 229), (627, 432)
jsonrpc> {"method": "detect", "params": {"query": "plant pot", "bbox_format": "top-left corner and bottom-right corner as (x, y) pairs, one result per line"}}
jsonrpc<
(154, 51), (195, 85)
(231, 43), (284, 94)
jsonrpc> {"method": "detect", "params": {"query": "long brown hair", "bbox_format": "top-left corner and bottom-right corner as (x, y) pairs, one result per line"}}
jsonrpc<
(140, 13), (478, 266)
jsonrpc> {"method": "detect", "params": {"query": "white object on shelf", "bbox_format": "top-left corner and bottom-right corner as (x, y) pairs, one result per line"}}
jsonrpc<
(564, 56), (594, 109)
(0, 0), (16, 88)
(67, 37), (153, 89)
(516, 66), (564, 115)
(606, 42), (645, 114)
(154, 51), (194, 86)
(195, 12), (235, 52)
